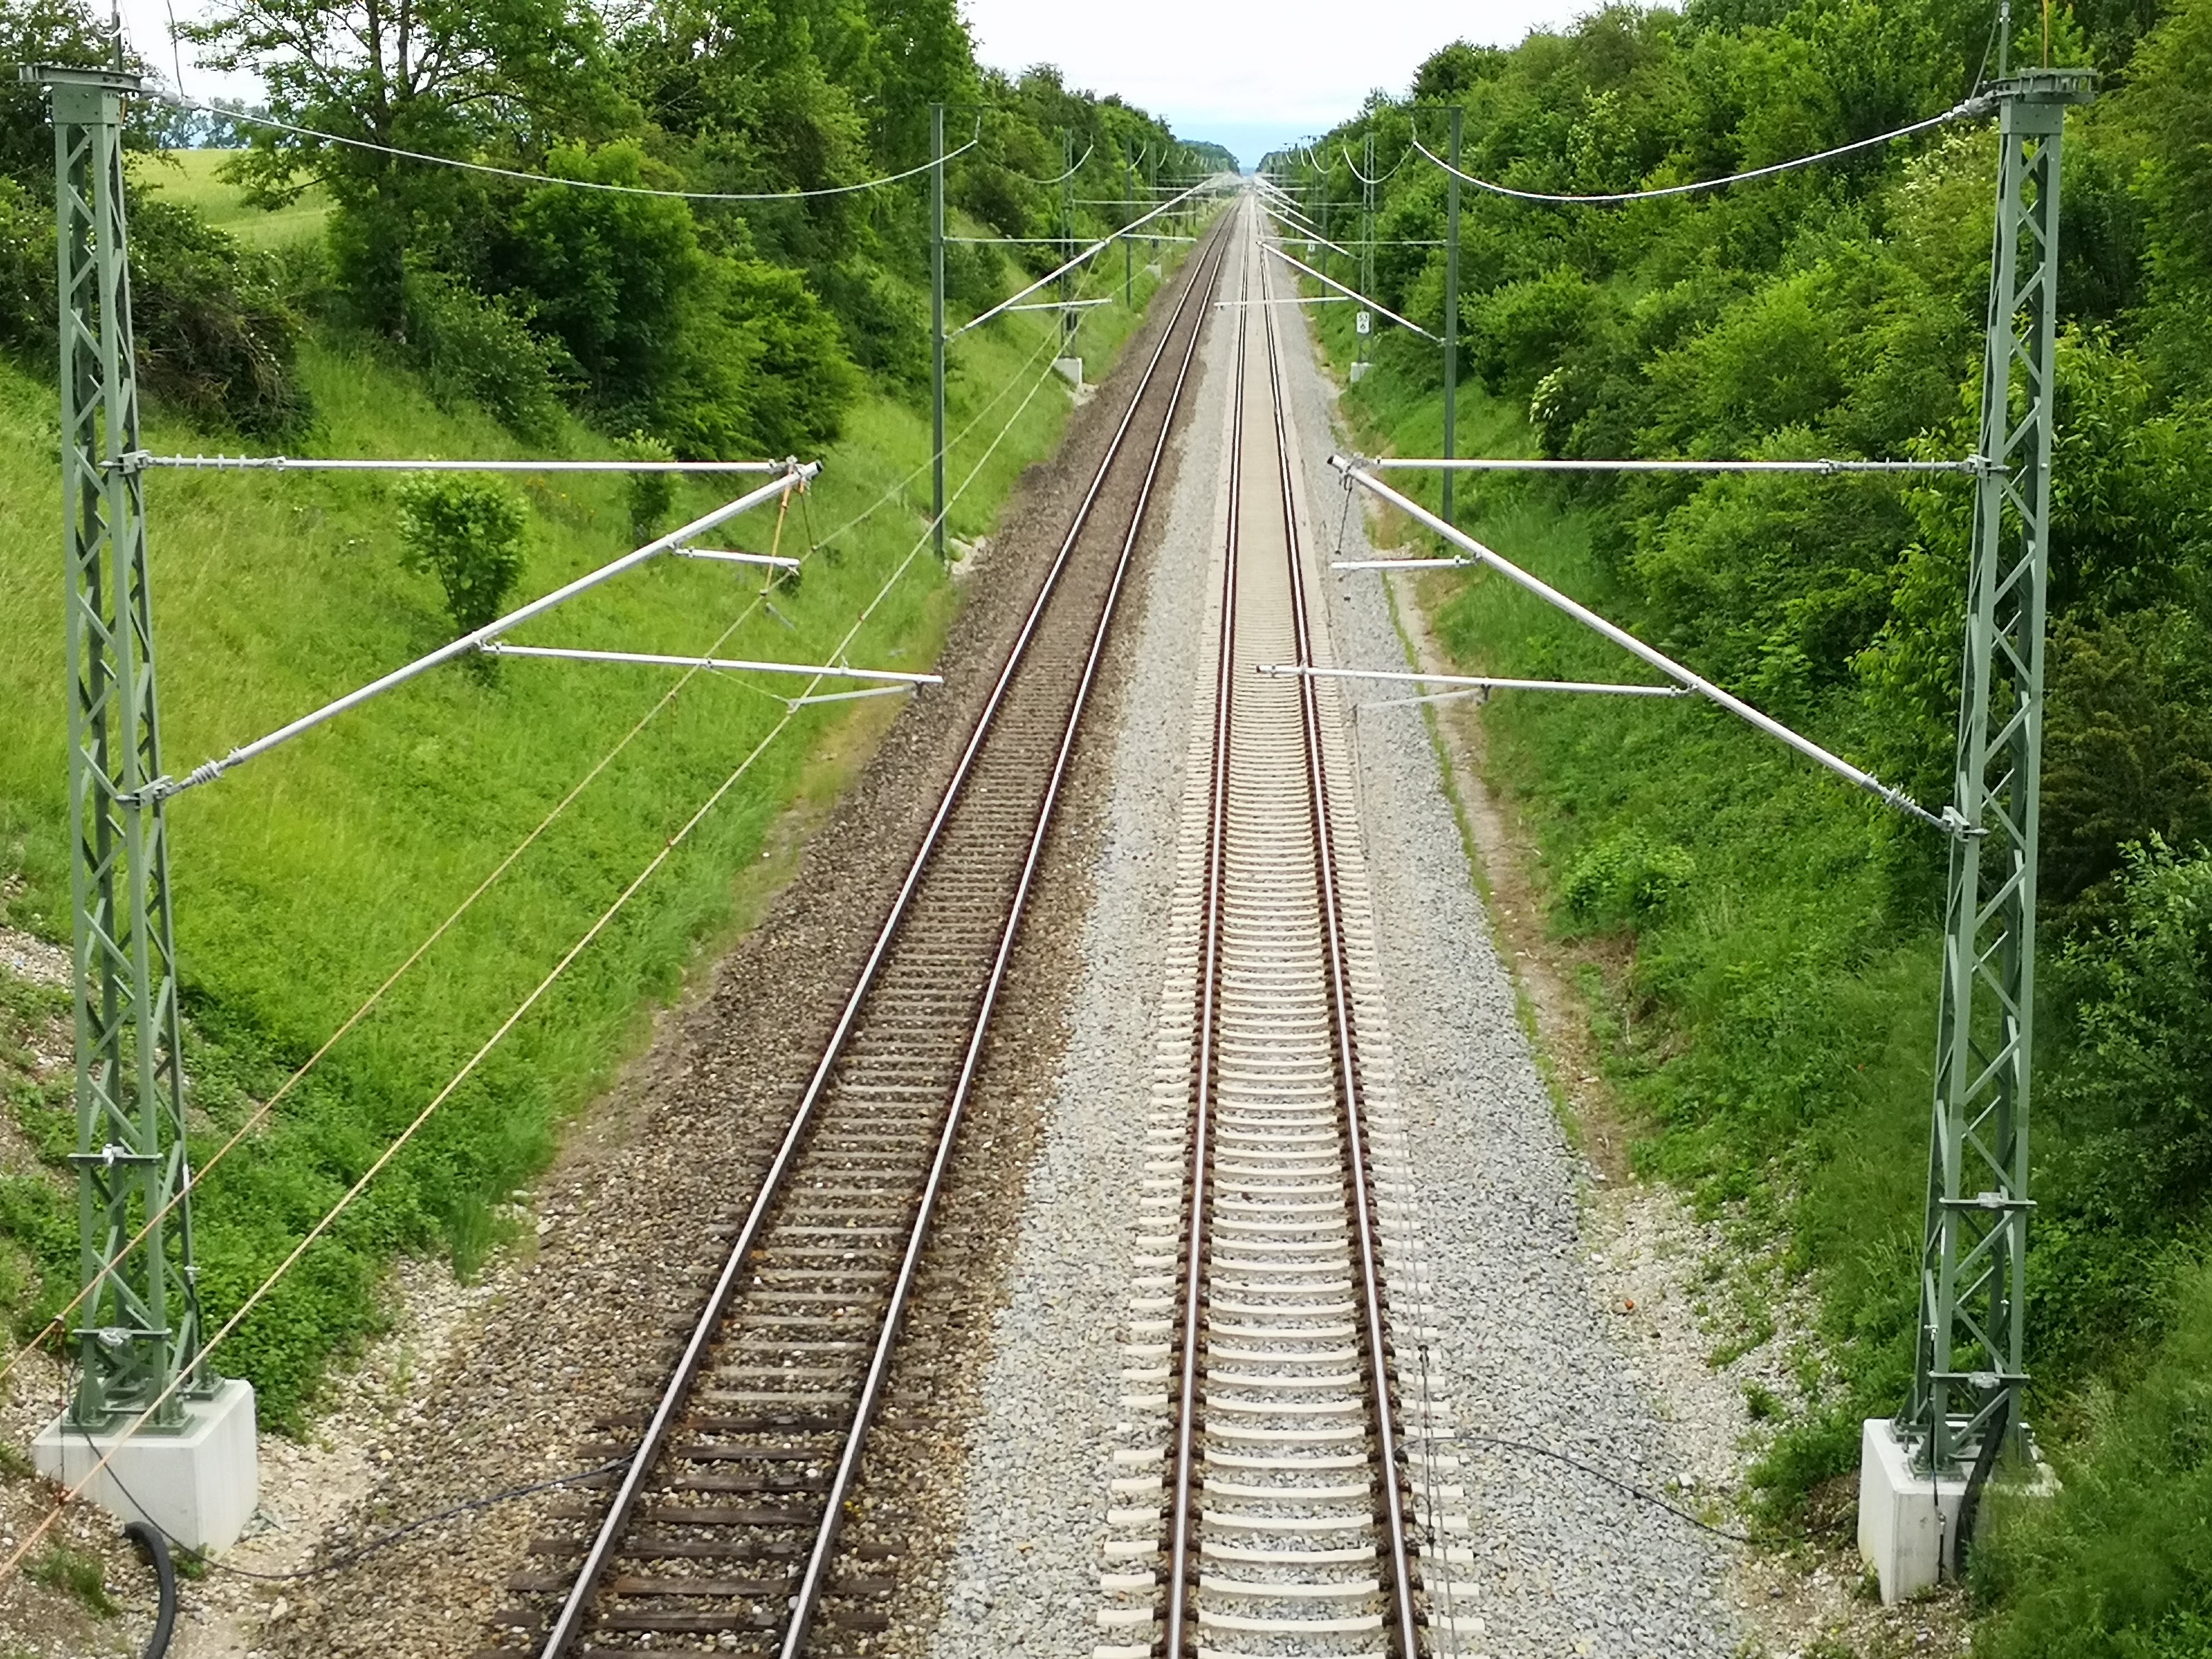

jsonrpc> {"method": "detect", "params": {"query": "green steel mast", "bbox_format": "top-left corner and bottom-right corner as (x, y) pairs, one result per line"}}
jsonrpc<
(37, 62), (208, 1431)
(1905, 64), (2093, 1481)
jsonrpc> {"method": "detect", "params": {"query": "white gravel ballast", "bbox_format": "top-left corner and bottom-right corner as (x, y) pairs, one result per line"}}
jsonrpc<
(922, 211), (1741, 1659)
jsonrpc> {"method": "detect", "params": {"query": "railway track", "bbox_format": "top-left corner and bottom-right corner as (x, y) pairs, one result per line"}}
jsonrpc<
(1095, 201), (1472, 1659)
(479, 211), (1234, 1659)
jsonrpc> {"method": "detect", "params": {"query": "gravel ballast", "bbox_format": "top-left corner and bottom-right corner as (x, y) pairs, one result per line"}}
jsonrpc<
(920, 206), (1739, 1659)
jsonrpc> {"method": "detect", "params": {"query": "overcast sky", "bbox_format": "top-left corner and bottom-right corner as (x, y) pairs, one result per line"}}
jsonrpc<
(120, 0), (1593, 169)
(962, 2), (1590, 167)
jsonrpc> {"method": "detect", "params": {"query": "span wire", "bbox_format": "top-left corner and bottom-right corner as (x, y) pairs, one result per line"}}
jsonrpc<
(1408, 94), (1990, 205)
(1340, 140), (1411, 187)
(156, 91), (979, 203)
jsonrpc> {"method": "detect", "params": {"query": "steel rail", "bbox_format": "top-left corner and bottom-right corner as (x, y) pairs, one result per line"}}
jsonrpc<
(1160, 199), (1247, 1659)
(533, 213), (1234, 1659)
(1262, 235), (1423, 1659)
(783, 181), (1231, 1659)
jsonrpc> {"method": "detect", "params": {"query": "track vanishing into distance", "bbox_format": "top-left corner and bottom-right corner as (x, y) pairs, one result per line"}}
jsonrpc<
(1094, 205), (1472, 1658)
(477, 215), (1234, 1659)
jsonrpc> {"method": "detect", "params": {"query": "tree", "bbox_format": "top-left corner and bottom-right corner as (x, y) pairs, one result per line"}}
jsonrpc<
(190, 0), (628, 330)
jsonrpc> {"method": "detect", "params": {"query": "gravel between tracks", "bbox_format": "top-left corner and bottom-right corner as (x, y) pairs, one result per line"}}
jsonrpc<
(918, 239), (1234, 1659)
(920, 215), (1740, 1659)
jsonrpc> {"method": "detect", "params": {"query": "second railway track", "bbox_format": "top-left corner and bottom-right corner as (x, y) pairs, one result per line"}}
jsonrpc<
(1095, 200), (1474, 1659)
(481, 212), (1235, 1659)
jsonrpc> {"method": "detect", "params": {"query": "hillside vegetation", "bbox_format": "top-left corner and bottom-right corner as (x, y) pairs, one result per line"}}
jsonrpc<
(1287, 2), (2212, 1654)
(0, 0), (1210, 1425)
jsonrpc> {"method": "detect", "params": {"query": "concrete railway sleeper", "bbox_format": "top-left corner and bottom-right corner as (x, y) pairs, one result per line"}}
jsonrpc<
(1096, 198), (1476, 1659)
(475, 214), (1236, 1659)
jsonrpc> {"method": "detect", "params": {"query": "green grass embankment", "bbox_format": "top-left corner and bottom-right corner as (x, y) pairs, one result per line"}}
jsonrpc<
(1301, 299), (2212, 1653)
(0, 181), (1193, 1426)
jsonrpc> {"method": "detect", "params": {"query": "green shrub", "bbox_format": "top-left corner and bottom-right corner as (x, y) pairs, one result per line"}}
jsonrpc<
(129, 196), (312, 438)
(1559, 828), (1696, 932)
(1975, 1257), (2212, 1659)
(724, 256), (859, 455)
(618, 430), (676, 547)
(0, 174), (50, 351)
(395, 475), (527, 638)
(401, 267), (574, 442)
(0, 178), (309, 437)
(1470, 267), (1601, 399)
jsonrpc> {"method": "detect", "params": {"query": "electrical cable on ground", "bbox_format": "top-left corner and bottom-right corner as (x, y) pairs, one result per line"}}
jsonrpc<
(76, 1415), (636, 1585)
(1408, 94), (1991, 204)
(1449, 1430), (1761, 1544)
(155, 91), (979, 203)
(0, 333), (1073, 1577)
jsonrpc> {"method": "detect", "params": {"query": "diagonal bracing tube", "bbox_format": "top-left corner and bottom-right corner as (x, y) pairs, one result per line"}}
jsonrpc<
(154, 463), (821, 800)
(1330, 455), (1948, 831)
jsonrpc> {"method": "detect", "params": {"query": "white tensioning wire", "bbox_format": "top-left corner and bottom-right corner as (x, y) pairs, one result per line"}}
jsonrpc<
(1408, 94), (1991, 204)
(158, 91), (979, 202)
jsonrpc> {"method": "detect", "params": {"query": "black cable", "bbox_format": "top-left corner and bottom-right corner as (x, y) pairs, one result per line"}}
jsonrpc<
(1450, 1429), (1762, 1544)
(122, 1521), (176, 1659)
(74, 1419), (634, 1583)
(1953, 1393), (2013, 1579)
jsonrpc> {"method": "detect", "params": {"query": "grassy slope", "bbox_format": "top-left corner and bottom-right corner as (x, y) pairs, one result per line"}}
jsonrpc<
(1303, 299), (2212, 1652)
(134, 148), (332, 245)
(0, 168), (1189, 1425)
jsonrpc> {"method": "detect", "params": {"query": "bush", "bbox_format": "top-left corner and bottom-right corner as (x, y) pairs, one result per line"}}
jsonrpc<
(1975, 1255), (2212, 1659)
(1559, 828), (1696, 932)
(401, 268), (574, 442)
(128, 196), (312, 438)
(724, 257), (858, 455)
(1470, 267), (1601, 399)
(395, 476), (527, 638)
(2041, 610), (2212, 929)
(0, 180), (309, 438)
(618, 429), (675, 546)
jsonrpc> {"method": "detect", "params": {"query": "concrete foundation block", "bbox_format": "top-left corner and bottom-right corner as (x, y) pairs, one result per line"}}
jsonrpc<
(1053, 356), (1084, 391)
(34, 1377), (258, 1553)
(1350, 361), (1374, 384)
(1857, 1417), (1965, 1603)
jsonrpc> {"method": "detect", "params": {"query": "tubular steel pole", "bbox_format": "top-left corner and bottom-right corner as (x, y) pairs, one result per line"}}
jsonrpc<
(1149, 144), (1160, 253)
(1361, 130), (1375, 368)
(40, 62), (207, 1432)
(1904, 65), (2092, 1491)
(1443, 105), (1462, 526)
(931, 102), (947, 560)
(1060, 129), (1075, 348)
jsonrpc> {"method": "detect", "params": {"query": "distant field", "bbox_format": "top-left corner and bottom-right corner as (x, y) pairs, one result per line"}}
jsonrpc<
(135, 147), (330, 245)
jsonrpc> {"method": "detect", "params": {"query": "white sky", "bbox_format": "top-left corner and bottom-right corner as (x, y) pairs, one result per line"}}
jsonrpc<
(962, 2), (1592, 167)
(119, 0), (1593, 168)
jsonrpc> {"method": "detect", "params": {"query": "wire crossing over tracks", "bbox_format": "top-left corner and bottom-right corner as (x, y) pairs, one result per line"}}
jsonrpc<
(489, 214), (1237, 1659)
